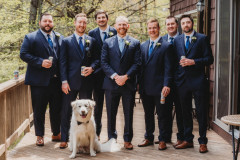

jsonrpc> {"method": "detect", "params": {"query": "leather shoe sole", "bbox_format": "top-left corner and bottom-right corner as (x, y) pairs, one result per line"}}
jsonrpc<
(52, 133), (61, 142)
(158, 141), (167, 150)
(175, 141), (193, 149)
(36, 136), (44, 146)
(138, 139), (153, 147)
(199, 144), (208, 153)
(124, 142), (133, 150)
(59, 142), (68, 149)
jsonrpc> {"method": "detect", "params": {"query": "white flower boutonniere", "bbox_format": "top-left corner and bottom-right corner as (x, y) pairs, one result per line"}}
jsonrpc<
(191, 36), (197, 43)
(55, 33), (61, 38)
(125, 40), (130, 46)
(85, 39), (90, 45)
(109, 32), (114, 37)
(156, 43), (161, 47)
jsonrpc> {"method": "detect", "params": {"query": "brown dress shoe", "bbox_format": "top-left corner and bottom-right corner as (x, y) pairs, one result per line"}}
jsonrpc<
(59, 142), (68, 149)
(52, 133), (61, 142)
(36, 136), (44, 146)
(173, 140), (183, 148)
(124, 142), (133, 150)
(158, 141), (167, 150)
(199, 144), (208, 153)
(175, 141), (193, 149)
(138, 139), (153, 147)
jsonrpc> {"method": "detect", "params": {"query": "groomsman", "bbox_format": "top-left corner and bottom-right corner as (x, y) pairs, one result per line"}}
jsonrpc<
(59, 13), (99, 149)
(173, 14), (213, 153)
(162, 16), (184, 147)
(101, 16), (141, 150)
(20, 13), (63, 146)
(138, 18), (174, 150)
(89, 10), (117, 139)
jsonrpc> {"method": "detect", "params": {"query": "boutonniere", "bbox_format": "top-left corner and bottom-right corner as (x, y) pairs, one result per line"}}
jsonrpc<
(55, 33), (61, 38)
(85, 39), (91, 57)
(125, 40), (130, 46)
(191, 36), (197, 43)
(156, 43), (161, 47)
(108, 32), (114, 37)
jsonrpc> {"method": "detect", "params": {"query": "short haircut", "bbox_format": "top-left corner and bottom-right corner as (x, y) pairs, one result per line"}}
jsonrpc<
(180, 14), (194, 24)
(75, 13), (87, 21)
(165, 16), (178, 24)
(115, 16), (128, 24)
(147, 18), (160, 28)
(94, 10), (108, 20)
(40, 13), (52, 21)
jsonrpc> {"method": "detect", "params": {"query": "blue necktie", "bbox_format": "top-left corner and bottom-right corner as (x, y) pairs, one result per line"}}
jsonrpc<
(185, 36), (190, 50)
(79, 37), (84, 53)
(47, 34), (53, 49)
(170, 37), (174, 44)
(148, 41), (154, 57)
(103, 32), (107, 41)
(119, 38), (125, 53)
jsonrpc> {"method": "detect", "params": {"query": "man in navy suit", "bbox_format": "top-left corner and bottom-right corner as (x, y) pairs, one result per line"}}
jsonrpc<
(20, 13), (63, 146)
(101, 16), (141, 150)
(137, 18), (174, 150)
(162, 16), (184, 147)
(89, 10), (117, 139)
(59, 13), (99, 148)
(173, 15), (213, 153)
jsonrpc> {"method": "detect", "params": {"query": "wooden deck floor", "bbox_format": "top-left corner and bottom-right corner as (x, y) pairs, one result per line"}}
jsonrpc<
(7, 100), (233, 160)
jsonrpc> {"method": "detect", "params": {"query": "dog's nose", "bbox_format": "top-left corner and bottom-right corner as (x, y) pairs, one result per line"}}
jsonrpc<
(81, 110), (85, 115)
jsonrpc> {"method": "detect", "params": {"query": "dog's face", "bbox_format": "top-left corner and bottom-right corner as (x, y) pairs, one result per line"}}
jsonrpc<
(71, 99), (96, 121)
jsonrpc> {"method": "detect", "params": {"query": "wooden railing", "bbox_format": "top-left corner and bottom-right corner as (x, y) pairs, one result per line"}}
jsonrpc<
(0, 75), (33, 160)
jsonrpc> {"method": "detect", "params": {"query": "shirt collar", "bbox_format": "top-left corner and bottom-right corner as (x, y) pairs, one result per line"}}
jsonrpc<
(184, 30), (195, 39)
(40, 29), (53, 39)
(99, 25), (110, 34)
(117, 34), (127, 41)
(75, 32), (85, 41)
(168, 32), (179, 40)
(150, 35), (161, 44)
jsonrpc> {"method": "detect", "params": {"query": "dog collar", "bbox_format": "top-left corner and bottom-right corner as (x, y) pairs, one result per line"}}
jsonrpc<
(77, 121), (89, 125)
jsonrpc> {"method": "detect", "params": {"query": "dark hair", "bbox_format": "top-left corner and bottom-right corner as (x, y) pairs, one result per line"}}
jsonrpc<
(94, 10), (108, 20)
(147, 18), (160, 28)
(75, 13), (87, 21)
(180, 14), (194, 24)
(166, 16), (178, 24)
(40, 13), (52, 21)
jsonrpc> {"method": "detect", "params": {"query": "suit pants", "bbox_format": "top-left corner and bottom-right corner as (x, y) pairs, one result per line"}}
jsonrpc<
(60, 89), (92, 142)
(30, 77), (62, 137)
(93, 71), (105, 136)
(168, 84), (184, 141)
(141, 93), (172, 142)
(105, 87), (135, 142)
(178, 82), (208, 144)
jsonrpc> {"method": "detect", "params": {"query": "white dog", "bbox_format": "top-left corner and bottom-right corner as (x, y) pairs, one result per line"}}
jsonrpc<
(69, 99), (120, 159)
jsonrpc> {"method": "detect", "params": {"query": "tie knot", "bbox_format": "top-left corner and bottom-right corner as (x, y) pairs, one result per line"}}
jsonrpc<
(79, 37), (83, 40)
(170, 37), (174, 40)
(186, 36), (190, 40)
(103, 32), (107, 35)
(47, 34), (51, 38)
(151, 41), (154, 45)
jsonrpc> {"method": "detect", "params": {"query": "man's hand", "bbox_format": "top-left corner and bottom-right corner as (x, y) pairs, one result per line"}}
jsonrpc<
(115, 75), (128, 86)
(42, 59), (52, 68)
(83, 67), (93, 77)
(180, 58), (195, 67)
(162, 86), (170, 97)
(62, 82), (71, 94)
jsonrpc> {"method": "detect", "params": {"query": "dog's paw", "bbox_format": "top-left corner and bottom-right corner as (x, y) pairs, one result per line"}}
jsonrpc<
(69, 153), (76, 159)
(90, 151), (96, 157)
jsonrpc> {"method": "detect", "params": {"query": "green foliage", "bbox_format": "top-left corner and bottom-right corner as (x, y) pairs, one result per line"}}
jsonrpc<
(0, 0), (170, 83)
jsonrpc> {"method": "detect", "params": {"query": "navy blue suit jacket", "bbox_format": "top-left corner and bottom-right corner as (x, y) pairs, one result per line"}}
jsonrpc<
(162, 34), (168, 41)
(59, 34), (99, 91)
(139, 37), (174, 96)
(101, 35), (141, 91)
(20, 29), (63, 86)
(173, 32), (213, 88)
(88, 26), (117, 73)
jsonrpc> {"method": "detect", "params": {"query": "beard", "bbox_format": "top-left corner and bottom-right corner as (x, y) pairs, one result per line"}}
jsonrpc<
(183, 26), (193, 33)
(40, 25), (53, 33)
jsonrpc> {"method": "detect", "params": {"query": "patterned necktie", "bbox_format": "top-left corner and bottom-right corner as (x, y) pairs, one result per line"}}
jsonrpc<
(79, 37), (84, 53)
(47, 34), (53, 49)
(103, 32), (107, 41)
(185, 36), (190, 50)
(148, 41), (154, 57)
(119, 38), (125, 53)
(170, 37), (174, 44)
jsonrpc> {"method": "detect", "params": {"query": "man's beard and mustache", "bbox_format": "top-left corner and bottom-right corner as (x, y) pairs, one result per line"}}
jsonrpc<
(183, 26), (193, 33)
(40, 24), (53, 33)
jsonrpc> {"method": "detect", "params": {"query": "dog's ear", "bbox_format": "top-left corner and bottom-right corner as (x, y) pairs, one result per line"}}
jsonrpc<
(71, 100), (78, 109)
(87, 100), (96, 108)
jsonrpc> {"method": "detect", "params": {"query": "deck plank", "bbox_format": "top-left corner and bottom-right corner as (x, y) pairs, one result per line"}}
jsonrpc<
(7, 100), (233, 160)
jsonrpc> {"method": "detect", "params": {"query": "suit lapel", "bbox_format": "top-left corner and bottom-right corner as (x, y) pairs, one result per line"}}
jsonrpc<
(146, 37), (162, 64)
(144, 40), (150, 64)
(95, 28), (103, 46)
(72, 34), (84, 59)
(114, 36), (122, 58)
(52, 31), (59, 58)
(120, 35), (131, 60)
(186, 32), (197, 55)
(37, 30), (51, 56)
(180, 34), (186, 56)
